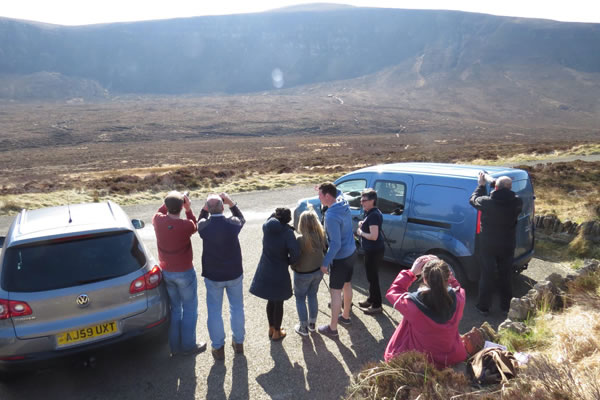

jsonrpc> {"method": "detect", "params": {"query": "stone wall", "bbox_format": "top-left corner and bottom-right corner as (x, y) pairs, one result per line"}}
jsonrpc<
(534, 215), (600, 244)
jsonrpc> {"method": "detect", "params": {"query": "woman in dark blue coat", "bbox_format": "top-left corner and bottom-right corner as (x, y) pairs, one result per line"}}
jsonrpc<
(250, 208), (300, 341)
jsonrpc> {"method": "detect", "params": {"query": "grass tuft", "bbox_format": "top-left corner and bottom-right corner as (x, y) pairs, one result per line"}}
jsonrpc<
(345, 351), (471, 400)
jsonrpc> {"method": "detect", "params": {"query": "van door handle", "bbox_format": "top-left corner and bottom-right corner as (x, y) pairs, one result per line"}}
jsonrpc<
(385, 239), (396, 244)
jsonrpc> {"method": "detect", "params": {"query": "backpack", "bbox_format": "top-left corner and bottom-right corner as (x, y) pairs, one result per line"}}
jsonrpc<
(467, 347), (519, 384)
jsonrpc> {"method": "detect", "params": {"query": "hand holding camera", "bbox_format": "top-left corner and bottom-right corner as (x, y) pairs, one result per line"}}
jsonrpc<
(219, 192), (235, 207)
(410, 254), (438, 276)
(182, 191), (191, 211)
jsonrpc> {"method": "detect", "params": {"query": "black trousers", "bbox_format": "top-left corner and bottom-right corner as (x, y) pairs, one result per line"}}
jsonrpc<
(266, 300), (284, 330)
(364, 247), (384, 308)
(477, 250), (513, 312)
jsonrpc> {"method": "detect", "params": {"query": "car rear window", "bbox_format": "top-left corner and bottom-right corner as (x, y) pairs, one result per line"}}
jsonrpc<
(2, 231), (146, 292)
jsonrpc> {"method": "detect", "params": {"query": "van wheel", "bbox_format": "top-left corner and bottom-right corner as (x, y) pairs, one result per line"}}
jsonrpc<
(433, 253), (469, 289)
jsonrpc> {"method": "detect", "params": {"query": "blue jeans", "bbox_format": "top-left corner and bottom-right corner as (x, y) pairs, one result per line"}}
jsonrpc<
(162, 268), (199, 354)
(293, 270), (323, 326)
(205, 275), (245, 349)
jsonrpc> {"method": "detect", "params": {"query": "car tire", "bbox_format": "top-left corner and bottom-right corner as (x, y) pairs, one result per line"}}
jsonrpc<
(433, 253), (470, 289)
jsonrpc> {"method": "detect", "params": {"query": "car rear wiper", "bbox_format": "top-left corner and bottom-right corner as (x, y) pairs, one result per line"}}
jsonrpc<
(77, 275), (123, 284)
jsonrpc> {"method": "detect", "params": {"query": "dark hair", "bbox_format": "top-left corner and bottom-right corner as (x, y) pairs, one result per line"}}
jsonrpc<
(164, 191), (184, 214)
(318, 182), (337, 198)
(420, 259), (453, 316)
(273, 207), (292, 225)
(361, 188), (377, 205)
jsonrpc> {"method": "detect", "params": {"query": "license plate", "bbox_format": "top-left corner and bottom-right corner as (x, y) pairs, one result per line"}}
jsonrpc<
(56, 321), (118, 347)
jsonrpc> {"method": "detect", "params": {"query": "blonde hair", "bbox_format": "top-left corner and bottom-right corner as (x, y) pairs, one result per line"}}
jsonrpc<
(298, 210), (326, 254)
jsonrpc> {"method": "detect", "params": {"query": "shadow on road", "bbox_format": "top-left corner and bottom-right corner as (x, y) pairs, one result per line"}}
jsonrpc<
(255, 341), (308, 399)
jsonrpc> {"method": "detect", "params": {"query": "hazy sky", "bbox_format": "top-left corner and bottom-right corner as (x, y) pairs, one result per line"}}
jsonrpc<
(1, 0), (599, 25)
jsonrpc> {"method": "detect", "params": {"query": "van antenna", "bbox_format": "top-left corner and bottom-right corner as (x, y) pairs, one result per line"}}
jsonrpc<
(68, 203), (73, 224)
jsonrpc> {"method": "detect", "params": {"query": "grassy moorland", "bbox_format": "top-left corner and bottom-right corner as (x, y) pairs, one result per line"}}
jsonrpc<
(1, 137), (599, 223)
(0, 96), (598, 219)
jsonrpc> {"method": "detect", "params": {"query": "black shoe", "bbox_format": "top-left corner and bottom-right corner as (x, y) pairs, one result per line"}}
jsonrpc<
(182, 342), (207, 356)
(475, 306), (489, 317)
(361, 305), (383, 315)
(358, 300), (372, 308)
(338, 313), (352, 325)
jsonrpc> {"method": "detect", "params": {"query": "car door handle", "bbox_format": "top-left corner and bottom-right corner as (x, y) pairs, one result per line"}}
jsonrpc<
(385, 239), (396, 244)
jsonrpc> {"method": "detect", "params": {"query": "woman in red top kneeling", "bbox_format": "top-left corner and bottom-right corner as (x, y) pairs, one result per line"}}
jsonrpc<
(384, 255), (467, 369)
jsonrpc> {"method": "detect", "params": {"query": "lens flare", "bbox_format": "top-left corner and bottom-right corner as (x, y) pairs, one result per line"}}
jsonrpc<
(271, 68), (284, 89)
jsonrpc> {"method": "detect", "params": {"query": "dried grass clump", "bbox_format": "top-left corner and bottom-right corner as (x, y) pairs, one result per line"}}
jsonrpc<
(0, 200), (23, 214)
(506, 355), (600, 400)
(345, 351), (473, 400)
(504, 270), (600, 400)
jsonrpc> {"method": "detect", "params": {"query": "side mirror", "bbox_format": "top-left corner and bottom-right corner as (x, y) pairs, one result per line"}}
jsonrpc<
(131, 219), (145, 229)
(0, 236), (5, 247)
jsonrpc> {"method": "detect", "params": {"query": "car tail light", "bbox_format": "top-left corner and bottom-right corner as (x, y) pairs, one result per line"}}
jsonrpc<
(0, 299), (33, 320)
(129, 265), (162, 294)
(476, 210), (482, 234)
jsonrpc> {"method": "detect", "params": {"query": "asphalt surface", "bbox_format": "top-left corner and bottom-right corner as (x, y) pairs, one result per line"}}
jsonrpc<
(0, 185), (572, 399)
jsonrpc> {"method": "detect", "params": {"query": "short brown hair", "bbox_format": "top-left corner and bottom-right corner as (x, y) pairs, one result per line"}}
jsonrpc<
(164, 191), (184, 214)
(318, 182), (337, 198)
(361, 188), (377, 205)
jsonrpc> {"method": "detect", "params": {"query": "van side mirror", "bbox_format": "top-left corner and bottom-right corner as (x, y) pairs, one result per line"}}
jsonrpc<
(0, 236), (4, 247)
(131, 219), (145, 229)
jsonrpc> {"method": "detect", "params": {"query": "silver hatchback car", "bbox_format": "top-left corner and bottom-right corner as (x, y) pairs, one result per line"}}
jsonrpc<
(0, 201), (169, 377)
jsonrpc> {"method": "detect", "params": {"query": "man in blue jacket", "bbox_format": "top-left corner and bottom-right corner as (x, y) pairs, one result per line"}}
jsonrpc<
(318, 182), (357, 337)
(198, 193), (246, 360)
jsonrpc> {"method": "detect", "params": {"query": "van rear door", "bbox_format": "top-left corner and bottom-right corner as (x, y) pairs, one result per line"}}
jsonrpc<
(512, 178), (535, 266)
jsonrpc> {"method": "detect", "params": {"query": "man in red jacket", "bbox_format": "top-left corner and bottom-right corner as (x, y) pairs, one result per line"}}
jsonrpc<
(153, 191), (207, 357)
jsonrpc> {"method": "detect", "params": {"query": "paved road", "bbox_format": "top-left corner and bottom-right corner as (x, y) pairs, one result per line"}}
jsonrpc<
(0, 186), (571, 399)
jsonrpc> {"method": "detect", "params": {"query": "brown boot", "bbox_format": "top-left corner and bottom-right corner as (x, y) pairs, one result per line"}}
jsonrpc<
(232, 341), (244, 354)
(268, 326), (275, 339)
(271, 328), (287, 341)
(212, 346), (225, 361)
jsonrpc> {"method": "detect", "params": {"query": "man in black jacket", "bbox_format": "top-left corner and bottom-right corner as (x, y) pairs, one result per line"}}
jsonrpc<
(470, 173), (523, 315)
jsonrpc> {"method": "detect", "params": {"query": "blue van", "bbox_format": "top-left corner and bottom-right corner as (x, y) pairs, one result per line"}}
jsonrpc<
(293, 163), (535, 284)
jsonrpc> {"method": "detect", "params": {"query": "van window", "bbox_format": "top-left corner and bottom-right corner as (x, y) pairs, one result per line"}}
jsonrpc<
(412, 184), (467, 223)
(337, 179), (367, 209)
(374, 180), (406, 215)
(2, 231), (146, 292)
(512, 179), (534, 214)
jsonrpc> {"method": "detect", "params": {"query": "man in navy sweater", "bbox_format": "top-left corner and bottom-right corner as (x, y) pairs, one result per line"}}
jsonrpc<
(198, 192), (246, 360)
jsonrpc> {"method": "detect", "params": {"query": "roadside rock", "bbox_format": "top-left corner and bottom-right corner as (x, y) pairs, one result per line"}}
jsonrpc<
(507, 297), (535, 321)
(498, 319), (530, 335)
(580, 259), (599, 275)
(544, 272), (568, 291)
(531, 280), (563, 310)
(479, 321), (499, 343)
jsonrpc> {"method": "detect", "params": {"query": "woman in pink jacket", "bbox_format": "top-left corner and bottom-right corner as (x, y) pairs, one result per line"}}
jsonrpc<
(384, 255), (467, 369)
